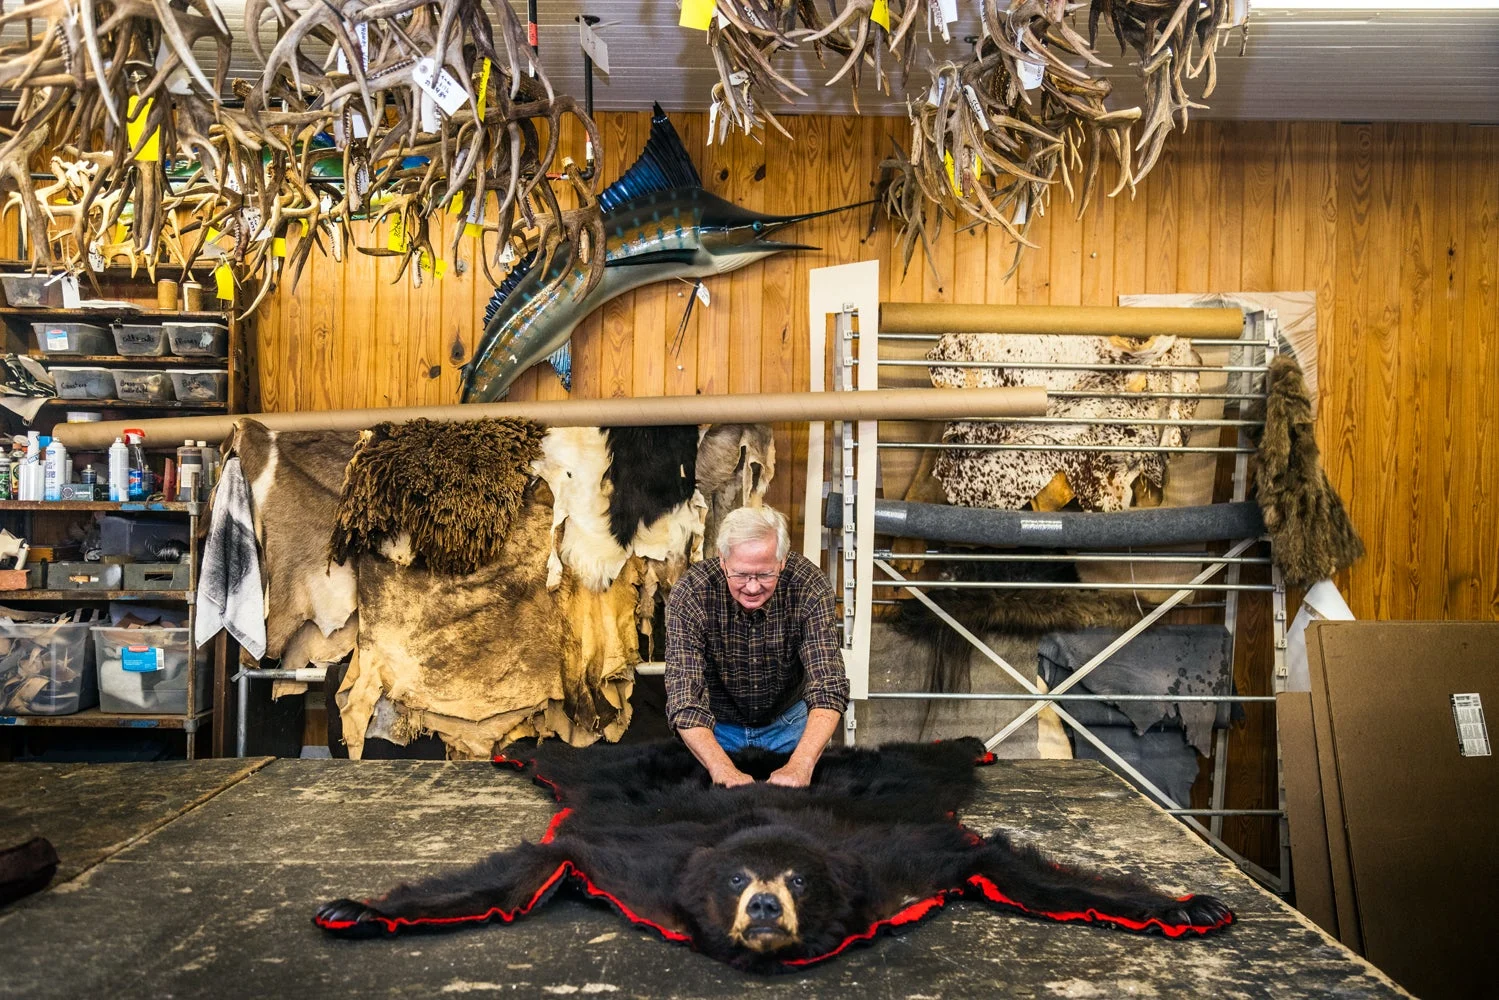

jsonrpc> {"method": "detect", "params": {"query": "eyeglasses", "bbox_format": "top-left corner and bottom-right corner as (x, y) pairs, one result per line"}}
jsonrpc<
(725, 570), (781, 586)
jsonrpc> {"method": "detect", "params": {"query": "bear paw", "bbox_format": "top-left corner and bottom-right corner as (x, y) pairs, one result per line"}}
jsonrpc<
(1159, 893), (1234, 933)
(314, 898), (395, 937)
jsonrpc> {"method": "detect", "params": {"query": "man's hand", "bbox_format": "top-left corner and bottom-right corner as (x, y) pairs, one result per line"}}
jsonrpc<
(712, 766), (756, 788)
(766, 760), (813, 788)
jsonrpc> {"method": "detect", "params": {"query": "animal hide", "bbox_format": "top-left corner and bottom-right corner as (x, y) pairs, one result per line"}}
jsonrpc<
(1250, 354), (1364, 587)
(337, 479), (640, 760)
(696, 423), (776, 554)
(331, 418), (547, 575)
(232, 420), (359, 670)
(605, 426), (699, 548)
(927, 334), (1200, 512)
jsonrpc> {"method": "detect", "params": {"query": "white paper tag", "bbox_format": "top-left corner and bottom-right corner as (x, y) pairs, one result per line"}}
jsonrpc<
(357, 21), (369, 69)
(695, 282), (710, 307)
(499, 242), (517, 265)
(728, 70), (748, 87)
(418, 90), (439, 132)
(1226, 0), (1249, 28)
(707, 101), (720, 145)
(1013, 189), (1030, 226)
(977, 0), (989, 35)
(963, 85), (990, 131)
(926, 0), (951, 41)
(936, 0), (957, 23)
(1017, 32), (1045, 90)
(926, 75), (946, 107)
(413, 58), (468, 118)
(351, 110), (369, 139)
(1452, 694), (1492, 757)
(579, 19), (610, 74)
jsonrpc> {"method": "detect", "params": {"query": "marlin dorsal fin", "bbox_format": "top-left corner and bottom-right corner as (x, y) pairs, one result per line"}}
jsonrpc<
(482, 248), (540, 329)
(597, 104), (701, 213)
(546, 341), (572, 392)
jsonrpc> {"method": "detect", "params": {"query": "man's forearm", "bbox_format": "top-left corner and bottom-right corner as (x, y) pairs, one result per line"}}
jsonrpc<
(786, 708), (842, 773)
(679, 726), (744, 783)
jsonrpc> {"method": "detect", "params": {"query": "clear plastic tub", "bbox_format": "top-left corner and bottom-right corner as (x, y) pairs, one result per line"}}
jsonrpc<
(1, 274), (64, 307)
(0, 622), (97, 716)
(164, 322), (228, 358)
(33, 321), (111, 355)
(169, 370), (228, 402)
(112, 324), (169, 356)
(112, 369), (174, 402)
(99, 515), (189, 559)
(51, 366), (117, 400)
(93, 626), (206, 715)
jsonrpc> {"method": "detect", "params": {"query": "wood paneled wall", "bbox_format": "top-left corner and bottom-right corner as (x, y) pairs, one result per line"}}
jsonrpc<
(255, 115), (1498, 625)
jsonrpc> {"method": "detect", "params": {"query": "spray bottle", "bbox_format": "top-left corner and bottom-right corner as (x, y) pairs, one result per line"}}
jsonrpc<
(108, 437), (129, 502)
(43, 436), (67, 501)
(124, 428), (149, 500)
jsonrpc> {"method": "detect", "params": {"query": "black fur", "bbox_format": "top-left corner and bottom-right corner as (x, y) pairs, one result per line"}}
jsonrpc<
(604, 426), (699, 548)
(314, 740), (1234, 972)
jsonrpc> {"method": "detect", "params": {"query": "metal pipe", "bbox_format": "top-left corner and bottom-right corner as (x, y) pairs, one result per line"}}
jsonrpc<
(872, 550), (1271, 564)
(945, 416), (1263, 427)
(879, 303), (1244, 338)
(884, 359), (1269, 374)
(877, 442), (1257, 454)
(1053, 390), (1266, 401)
(865, 692), (1275, 702)
(1168, 809), (1284, 817)
(870, 579), (1277, 592)
(232, 668), (329, 682)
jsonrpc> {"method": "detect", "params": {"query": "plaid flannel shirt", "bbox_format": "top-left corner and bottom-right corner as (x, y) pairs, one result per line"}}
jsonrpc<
(665, 551), (848, 731)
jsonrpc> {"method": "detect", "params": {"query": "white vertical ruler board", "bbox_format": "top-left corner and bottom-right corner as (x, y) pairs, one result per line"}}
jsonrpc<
(805, 260), (880, 700)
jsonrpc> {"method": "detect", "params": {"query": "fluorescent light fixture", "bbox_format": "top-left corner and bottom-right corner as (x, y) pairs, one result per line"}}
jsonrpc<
(1254, 1), (1499, 8)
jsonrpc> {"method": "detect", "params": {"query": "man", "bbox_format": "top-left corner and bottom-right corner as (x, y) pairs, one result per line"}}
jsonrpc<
(665, 505), (848, 788)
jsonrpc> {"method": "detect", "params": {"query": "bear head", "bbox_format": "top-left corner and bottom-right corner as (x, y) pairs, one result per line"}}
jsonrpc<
(675, 825), (869, 969)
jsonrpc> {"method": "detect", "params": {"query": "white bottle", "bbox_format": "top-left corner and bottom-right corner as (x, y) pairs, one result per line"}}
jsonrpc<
(43, 438), (67, 501)
(108, 436), (129, 502)
(21, 433), (40, 501)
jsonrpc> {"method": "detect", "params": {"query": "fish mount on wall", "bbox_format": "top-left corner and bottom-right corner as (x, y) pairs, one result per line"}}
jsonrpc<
(461, 104), (862, 404)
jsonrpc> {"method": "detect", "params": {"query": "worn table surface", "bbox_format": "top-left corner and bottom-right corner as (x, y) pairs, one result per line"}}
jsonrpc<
(0, 758), (1406, 1000)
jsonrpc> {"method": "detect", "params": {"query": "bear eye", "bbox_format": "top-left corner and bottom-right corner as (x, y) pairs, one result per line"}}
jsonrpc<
(789, 875), (807, 891)
(729, 874), (747, 889)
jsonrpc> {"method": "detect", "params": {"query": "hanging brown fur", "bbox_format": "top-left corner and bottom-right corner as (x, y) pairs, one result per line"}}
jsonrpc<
(1250, 355), (1364, 588)
(331, 418), (547, 576)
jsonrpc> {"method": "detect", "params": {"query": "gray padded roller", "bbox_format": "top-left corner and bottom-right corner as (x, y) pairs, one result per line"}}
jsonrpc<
(823, 495), (1266, 549)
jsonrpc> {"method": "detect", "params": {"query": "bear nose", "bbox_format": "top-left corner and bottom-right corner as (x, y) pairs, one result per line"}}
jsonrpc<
(745, 893), (782, 922)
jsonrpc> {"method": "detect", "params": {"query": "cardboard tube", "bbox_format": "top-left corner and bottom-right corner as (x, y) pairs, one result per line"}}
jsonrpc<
(51, 387), (1048, 450)
(880, 303), (1244, 338)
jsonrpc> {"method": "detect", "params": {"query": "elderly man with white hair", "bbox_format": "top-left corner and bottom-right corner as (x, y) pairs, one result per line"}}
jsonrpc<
(664, 504), (848, 788)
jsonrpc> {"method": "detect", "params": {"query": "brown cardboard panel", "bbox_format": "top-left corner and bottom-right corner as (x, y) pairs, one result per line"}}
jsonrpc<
(1306, 622), (1364, 953)
(1310, 621), (1499, 1000)
(1278, 691), (1340, 938)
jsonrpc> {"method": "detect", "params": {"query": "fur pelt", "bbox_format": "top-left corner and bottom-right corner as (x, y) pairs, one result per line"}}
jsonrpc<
(887, 557), (1140, 694)
(696, 424), (776, 554)
(233, 420), (359, 666)
(330, 418), (546, 576)
(534, 427), (631, 592)
(605, 426), (699, 549)
(1250, 355), (1364, 588)
(927, 334), (1200, 512)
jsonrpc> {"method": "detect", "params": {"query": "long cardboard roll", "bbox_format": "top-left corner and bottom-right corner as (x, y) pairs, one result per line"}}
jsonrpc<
(881, 303), (1244, 337)
(52, 387), (1048, 450)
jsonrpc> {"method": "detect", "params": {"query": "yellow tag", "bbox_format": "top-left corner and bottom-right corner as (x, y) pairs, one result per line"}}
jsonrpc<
(973, 153), (984, 181)
(214, 263), (234, 302)
(273, 237), (287, 257)
(417, 249), (433, 273)
(475, 58), (492, 120)
(679, 0), (715, 31)
(387, 213), (407, 252)
(871, 0), (891, 30)
(449, 191), (464, 216)
(206, 227), (222, 242)
(113, 223), (128, 245)
(300, 218), (310, 236)
(463, 221), (482, 239)
(944, 151), (961, 197)
(435, 259), (448, 280)
(126, 95), (160, 162)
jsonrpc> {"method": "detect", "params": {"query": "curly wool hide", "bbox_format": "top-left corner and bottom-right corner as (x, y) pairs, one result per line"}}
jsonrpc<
(927, 334), (1201, 512)
(330, 418), (547, 576)
(1250, 355), (1364, 587)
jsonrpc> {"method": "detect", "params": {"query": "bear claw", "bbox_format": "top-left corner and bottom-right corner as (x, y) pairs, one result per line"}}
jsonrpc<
(315, 898), (394, 937)
(1162, 893), (1233, 931)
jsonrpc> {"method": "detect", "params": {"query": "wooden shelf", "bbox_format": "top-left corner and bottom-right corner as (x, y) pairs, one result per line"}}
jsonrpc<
(32, 353), (229, 367)
(0, 707), (209, 729)
(43, 398), (228, 411)
(0, 589), (190, 600)
(0, 500), (195, 512)
(0, 307), (229, 320)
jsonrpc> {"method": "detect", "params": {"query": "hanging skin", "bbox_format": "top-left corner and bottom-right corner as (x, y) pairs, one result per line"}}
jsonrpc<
(461, 105), (860, 403)
(314, 739), (1234, 972)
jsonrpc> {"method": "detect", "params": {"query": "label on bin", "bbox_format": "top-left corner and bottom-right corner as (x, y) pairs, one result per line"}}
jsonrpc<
(45, 329), (69, 350)
(122, 645), (165, 673)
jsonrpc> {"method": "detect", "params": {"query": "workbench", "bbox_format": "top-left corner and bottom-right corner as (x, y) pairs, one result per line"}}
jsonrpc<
(0, 758), (1407, 999)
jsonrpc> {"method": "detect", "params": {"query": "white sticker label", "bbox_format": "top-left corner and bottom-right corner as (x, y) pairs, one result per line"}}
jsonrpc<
(412, 58), (468, 117)
(1452, 694), (1491, 757)
(45, 329), (69, 350)
(1019, 518), (1063, 532)
(578, 19), (610, 75)
(964, 84), (990, 131)
(1017, 32), (1045, 90)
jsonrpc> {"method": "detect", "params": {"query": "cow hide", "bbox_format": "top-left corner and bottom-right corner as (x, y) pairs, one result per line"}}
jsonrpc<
(604, 426), (699, 548)
(233, 420), (359, 669)
(696, 423), (776, 553)
(534, 427), (631, 592)
(928, 334), (1200, 512)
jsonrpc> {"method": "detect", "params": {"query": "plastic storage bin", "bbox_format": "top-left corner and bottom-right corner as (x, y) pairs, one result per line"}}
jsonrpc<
(164, 322), (228, 357)
(33, 321), (111, 355)
(112, 369), (174, 402)
(1, 273), (64, 307)
(94, 627), (206, 714)
(51, 366), (116, 400)
(169, 370), (228, 403)
(99, 516), (189, 559)
(0, 622), (97, 716)
(111, 323), (168, 356)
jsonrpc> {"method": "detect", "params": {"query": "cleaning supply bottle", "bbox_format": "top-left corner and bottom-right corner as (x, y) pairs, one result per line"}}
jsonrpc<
(0, 451), (11, 502)
(198, 440), (218, 493)
(124, 429), (149, 500)
(9, 438), (23, 499)
(43, 437), (67, 501)
(108, 437), (129, 502)
(20, 433), (40, 501)
(176, 440), (201, 502)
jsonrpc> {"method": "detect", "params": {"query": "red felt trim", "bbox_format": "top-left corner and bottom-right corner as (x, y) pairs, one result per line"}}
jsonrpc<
(964, 875), (1234, 938)
(312, 862), (573, 934)
(975, 751), (997, 765)
(540, 808), (573, 845)
(779, 891), (958, 967)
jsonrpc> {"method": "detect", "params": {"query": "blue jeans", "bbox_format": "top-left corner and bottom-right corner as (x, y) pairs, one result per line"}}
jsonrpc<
(714, 700), (808, 755)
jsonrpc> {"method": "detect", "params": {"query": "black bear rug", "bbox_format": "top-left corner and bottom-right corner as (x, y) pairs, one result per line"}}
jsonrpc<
(314, 738), (1234, 973)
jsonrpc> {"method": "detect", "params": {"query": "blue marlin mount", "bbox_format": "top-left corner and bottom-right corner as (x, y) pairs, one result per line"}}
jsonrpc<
(460, 104), (865, 403)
